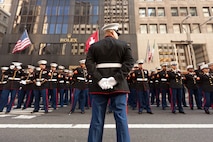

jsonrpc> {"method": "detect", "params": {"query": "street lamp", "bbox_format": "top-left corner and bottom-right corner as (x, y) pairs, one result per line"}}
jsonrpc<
(180, 14), (192, 68)
(191, 16), (213, 32)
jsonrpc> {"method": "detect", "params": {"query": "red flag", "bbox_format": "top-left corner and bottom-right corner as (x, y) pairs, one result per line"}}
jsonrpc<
(12, 29), (32, 54)
(85, 30), (99, 52)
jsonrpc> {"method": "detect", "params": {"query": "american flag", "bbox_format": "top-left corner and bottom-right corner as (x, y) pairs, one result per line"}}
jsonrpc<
(12, 30), (32, 54)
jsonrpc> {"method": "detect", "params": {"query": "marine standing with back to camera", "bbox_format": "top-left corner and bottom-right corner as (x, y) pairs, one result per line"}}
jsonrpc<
(86, 23), (134, 142)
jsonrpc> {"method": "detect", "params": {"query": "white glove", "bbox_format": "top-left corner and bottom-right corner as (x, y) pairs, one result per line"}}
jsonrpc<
(20, 80), (26, 85)
(10, 65), (15, 70)
(107, 77), (117, 87)
(36, 81), (41, 86)
(98, 78), (112, 90)
(16, 66), (22, 70)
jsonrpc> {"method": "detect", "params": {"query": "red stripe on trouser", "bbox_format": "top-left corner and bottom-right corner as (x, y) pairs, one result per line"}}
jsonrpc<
(169, 88), (174, 111)
(70, 89), (75, 111)
(45, 89), (49, 111)
(202, 91), (204, 107)
(56, 89), (58, 108)
(26, 90), (32, 108)
(126, 94), (128, 114)
(188, 90), (192, 108)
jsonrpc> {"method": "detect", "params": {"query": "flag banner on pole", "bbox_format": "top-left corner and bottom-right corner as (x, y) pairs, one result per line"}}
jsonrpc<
(151, 40), (155, 62)
(12, 29), (32, 54)
(148, 43), (152, 62)
(85, 30), (99, 52)
(144, 40), (149, 63)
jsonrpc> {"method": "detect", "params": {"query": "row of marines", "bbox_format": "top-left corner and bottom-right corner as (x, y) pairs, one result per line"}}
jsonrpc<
(0, 59), (89, 114)
(127, 60), (213, 114)
(1, 59), (213, 115)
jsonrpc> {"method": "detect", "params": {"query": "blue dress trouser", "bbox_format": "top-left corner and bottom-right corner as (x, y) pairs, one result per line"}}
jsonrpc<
(23, 90), (33, 108)
(170, 88), (183, 112)
(88, 93), (130, 142)
(71, 88), (86, 112)
(137, 90), (151, 112)
(161, 88), (168, 109)
(0, 89), (18, 112)
(188, 88), (200, 108)
(203, 91), (213, 110)
(33, 89), (48, 112)
(48, 88), (57, 109)
(59, 89), (65, 107)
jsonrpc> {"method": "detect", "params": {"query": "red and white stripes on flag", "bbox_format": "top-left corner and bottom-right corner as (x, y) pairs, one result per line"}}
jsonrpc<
(12, 29), (32, 54)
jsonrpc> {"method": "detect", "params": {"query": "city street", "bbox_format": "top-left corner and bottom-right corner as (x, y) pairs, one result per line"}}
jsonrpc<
(0, 105), (213, 142)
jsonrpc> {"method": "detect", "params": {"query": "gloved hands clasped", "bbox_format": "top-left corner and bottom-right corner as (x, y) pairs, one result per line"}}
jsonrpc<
(98, 77), (117, 90)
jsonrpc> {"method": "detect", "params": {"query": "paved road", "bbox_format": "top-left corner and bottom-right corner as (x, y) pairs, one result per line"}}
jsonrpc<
(0, 105), (213, 142)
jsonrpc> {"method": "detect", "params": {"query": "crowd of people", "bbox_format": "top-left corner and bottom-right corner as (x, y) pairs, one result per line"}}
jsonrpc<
(0, 59), (213, 115)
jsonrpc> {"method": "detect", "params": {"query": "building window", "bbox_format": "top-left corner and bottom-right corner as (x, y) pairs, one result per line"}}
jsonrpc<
(139, 24), (147, 33)
(158, 7), (165, 17)
(158, 43), (175, 63)
(182, 24), (190, 33)
(203, 7), (210, 17)
(3, 16), (7, 22)
(104, 0), (129, 34)
(159, 24), (167, 33)
(206, 24), (213, 33)
(212, 7), (213, 15)
(149, 24), (157, 33)
(139, 8), (146, 17)
(189, 7), (197, 16)
(173, 24), (180, 33)
(42, 0), (70, 34)
(171, 7), (178, 16)
(12, 0), (43, 34)
(180, 7), (188, 16)
(148, 8), (156, 16)
(191, 24), (200, 33)
(39, 43), (66, 55)
(70, 43), (86, 55)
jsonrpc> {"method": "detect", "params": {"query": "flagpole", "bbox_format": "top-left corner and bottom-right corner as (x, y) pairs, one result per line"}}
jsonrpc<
(97, 25), (100, 41)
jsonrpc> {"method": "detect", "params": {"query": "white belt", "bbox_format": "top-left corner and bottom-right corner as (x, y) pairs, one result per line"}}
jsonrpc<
(59, 80), (64, 83)
(150, 81), (153, 83)
(66, 81), (70, 84)
(155, 80), (159, 83)
(137, 78), (148, 82)
(0, 81), (7, 84)
(77, 77), (85, 81)
(48, 79), (57, 82)
(89, 80), (92, 83)
(36, 79), (45, 81)
(96, 63), (122, 68)
(161, 78), (167, 81)
(8, 77), (21, 81)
